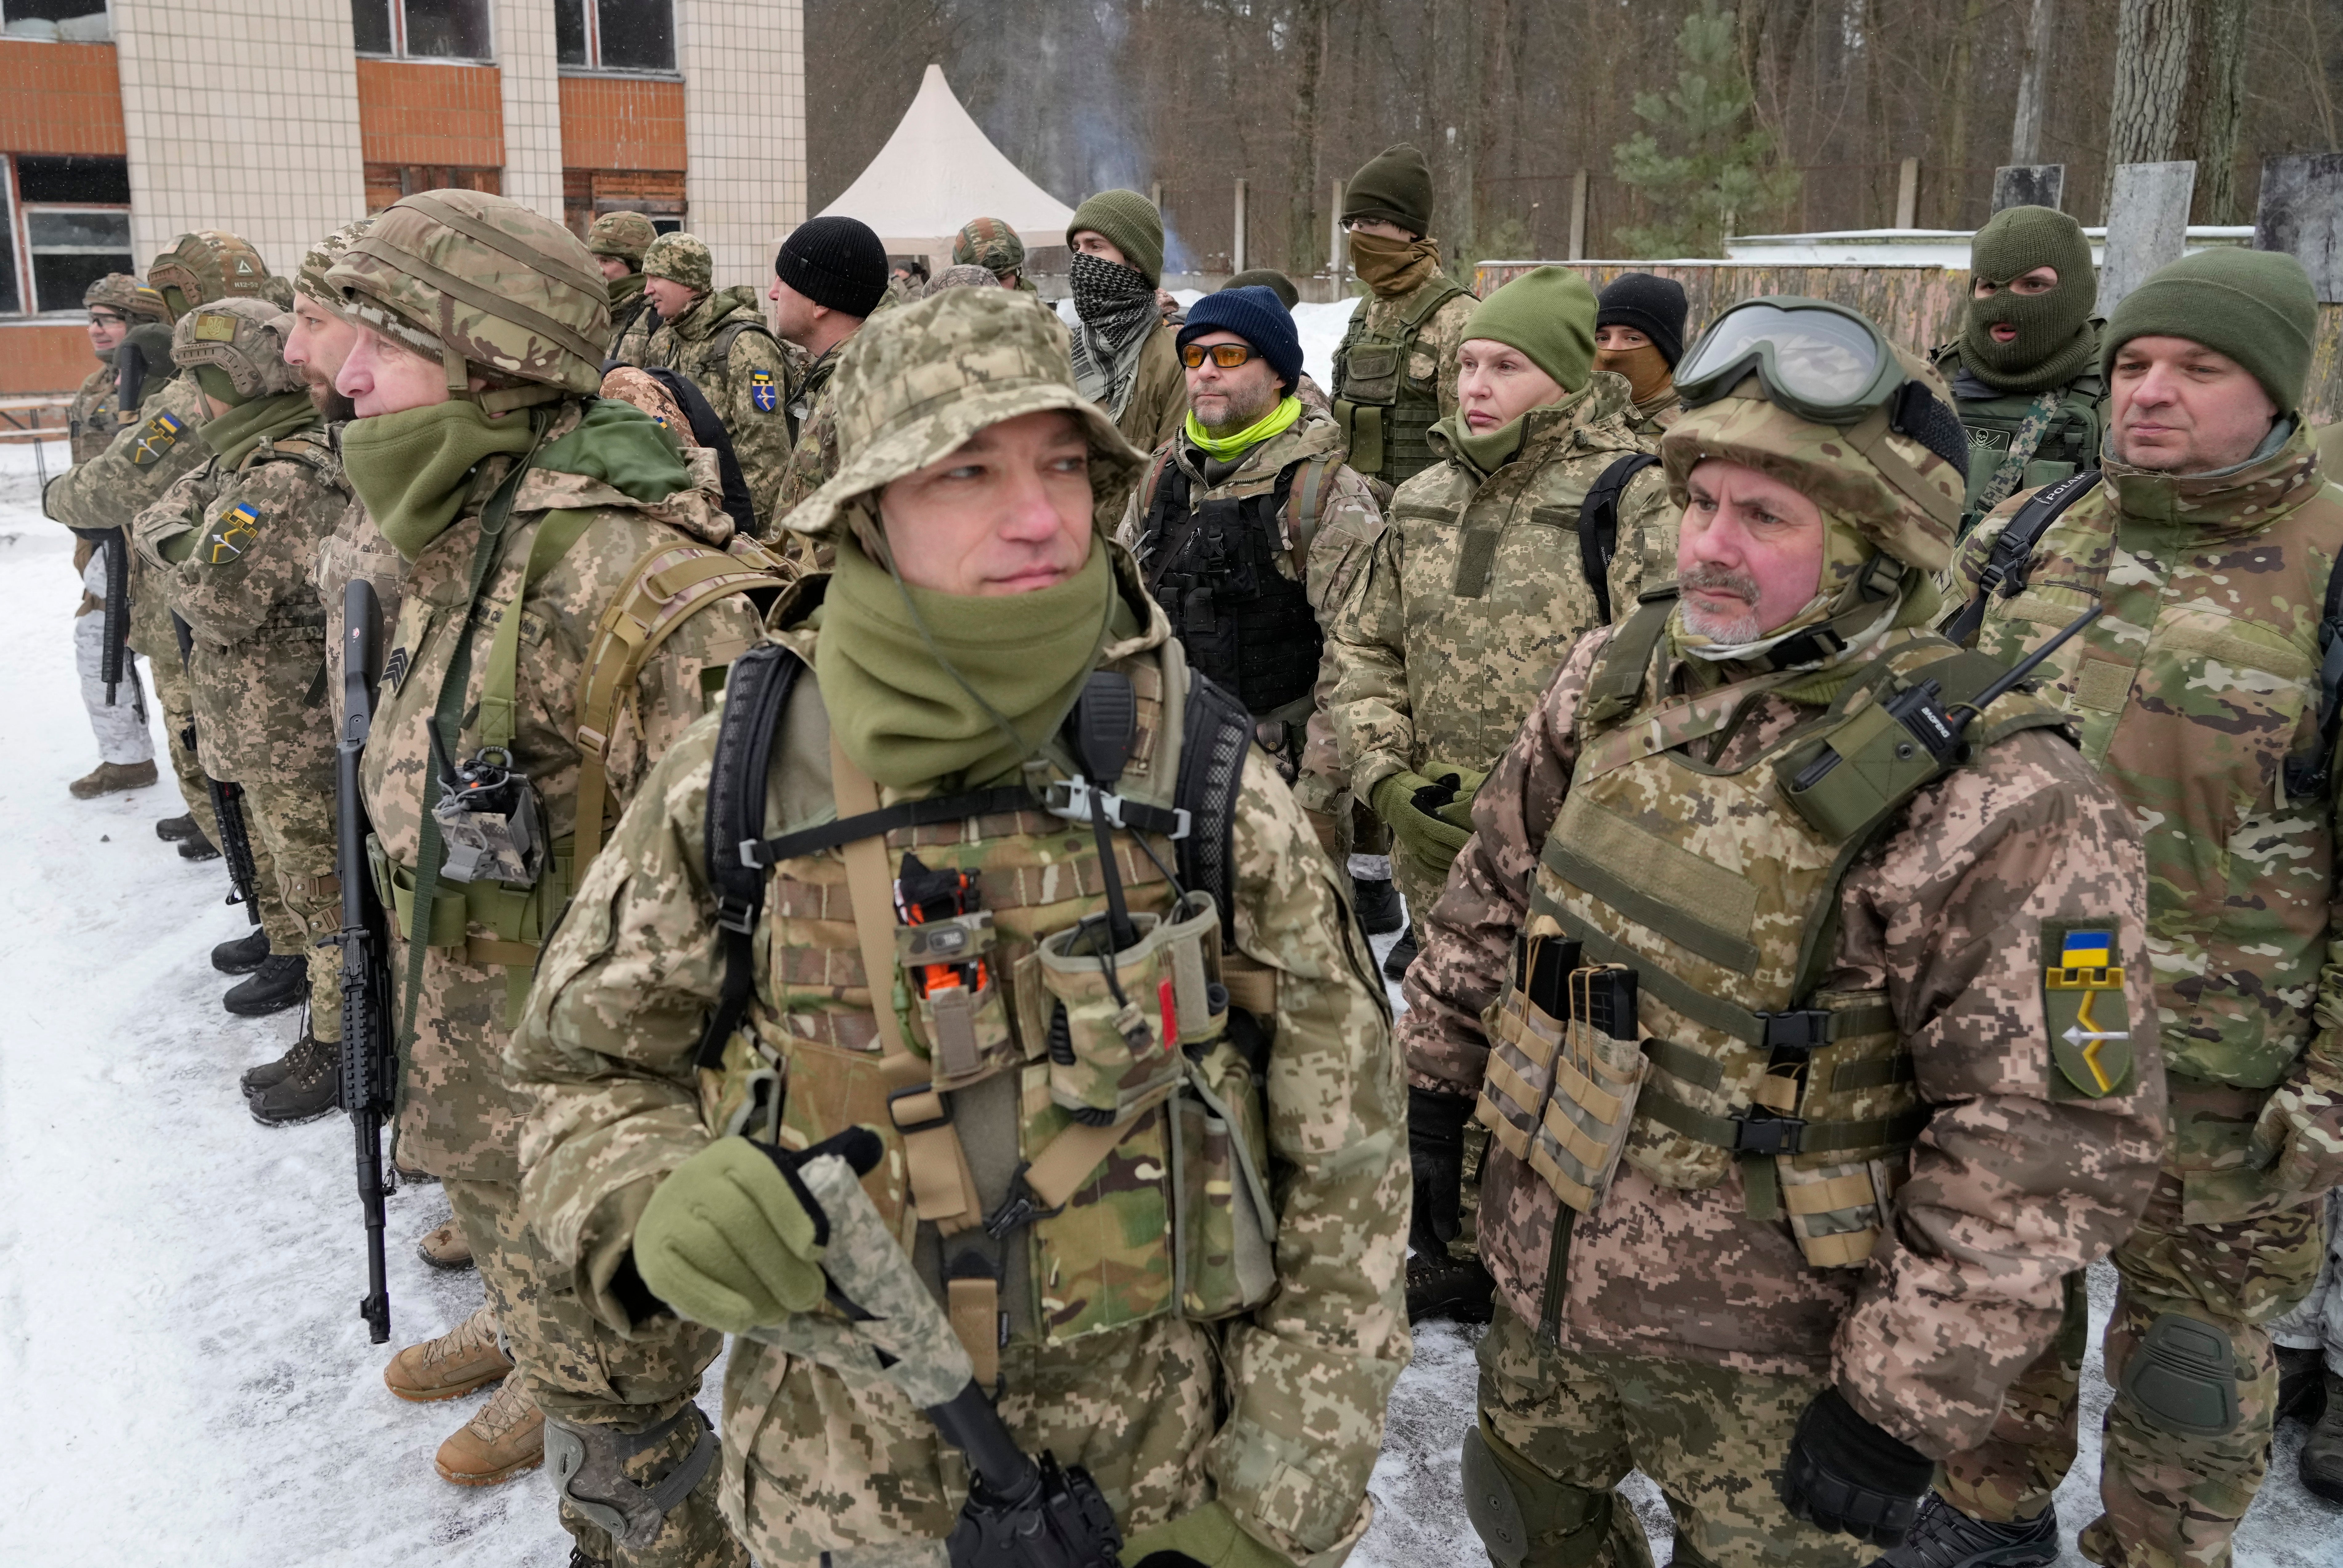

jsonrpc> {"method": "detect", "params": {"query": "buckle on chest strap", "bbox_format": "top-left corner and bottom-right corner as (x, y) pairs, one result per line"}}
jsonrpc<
(1758, 1009), (1832, 1055)
(1730, 1109), (1808, 1157)
(1044, 778), (1191, 839)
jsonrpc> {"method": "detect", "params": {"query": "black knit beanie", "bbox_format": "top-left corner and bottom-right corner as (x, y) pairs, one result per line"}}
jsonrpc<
(1595, 273), (1689, 368)
(775, 216), (889, 318)
(1344, 144), (1434, 237)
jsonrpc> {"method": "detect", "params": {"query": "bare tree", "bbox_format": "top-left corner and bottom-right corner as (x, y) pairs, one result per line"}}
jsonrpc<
(2103, 0), (2193, 212)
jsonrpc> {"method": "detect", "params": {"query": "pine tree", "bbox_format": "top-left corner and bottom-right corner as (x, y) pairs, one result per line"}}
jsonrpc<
(1610, 2), (1800, 258)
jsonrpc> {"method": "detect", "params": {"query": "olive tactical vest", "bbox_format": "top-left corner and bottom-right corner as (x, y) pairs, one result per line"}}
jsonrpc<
(1333, 277), (1468, 487)
(1474, 595), (2071, 1267)
(1933, 347), (2107, 534)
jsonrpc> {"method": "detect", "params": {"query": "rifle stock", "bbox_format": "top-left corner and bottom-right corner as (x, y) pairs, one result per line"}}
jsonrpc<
(172, 612), (261, 924)
(331, 581), (396, 1343)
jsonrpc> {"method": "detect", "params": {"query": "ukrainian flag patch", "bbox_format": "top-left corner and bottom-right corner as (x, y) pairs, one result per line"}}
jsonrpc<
(2042, 919), (2132, 1098)
(207, 501), (260, 563)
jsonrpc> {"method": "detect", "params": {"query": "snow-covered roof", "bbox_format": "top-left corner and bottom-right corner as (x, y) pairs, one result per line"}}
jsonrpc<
(813, 64), (1074, 257)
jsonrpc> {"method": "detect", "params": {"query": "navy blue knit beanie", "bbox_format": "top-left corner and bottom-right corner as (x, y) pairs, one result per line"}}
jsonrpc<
(1177, 286), (1303, 392)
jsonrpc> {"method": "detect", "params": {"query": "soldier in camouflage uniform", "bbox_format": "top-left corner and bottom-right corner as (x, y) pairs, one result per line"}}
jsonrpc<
(326, 189), (768, 1566)
(1331, 144), (1479, 495)
(131, 298), (354, 1099)
(634, 232), (794, 538)
(1908, 251), (2343, 1568)
(769, 216), (890, 523)
(953, 214), (1038, 293)
(62, 271), (170, 800)
(507, 286), (1409, 1568)
(1930, 206), (2108, 539)
(47, 231), (275, 877)
(590, 211), (661, 365)
(1405, 301), (2166, 1568)
(1592, 274), (1688, 438)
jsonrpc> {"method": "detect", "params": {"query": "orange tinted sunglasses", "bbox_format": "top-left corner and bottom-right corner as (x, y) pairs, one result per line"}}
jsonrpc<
(1180, 342), (1258, 370)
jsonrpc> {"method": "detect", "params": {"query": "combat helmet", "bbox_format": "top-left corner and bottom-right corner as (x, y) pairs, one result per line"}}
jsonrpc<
(295, 217), (375, 306)
(84, 271), (170, 325)
(171, 297), (302, 404)
(587, 211), (657, 266)
(325, 188), (609, 411)
(147, 231), (272, 322)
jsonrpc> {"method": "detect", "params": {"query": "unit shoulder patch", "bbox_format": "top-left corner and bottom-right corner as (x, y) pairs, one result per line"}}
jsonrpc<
(750, 369), (778, 414)
(206, 501), (261, 564)
(2041, 919), (2133, 1098)
(129, 412), (186, 468)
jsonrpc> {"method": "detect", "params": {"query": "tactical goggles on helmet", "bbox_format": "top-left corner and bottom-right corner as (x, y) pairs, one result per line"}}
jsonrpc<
(1180, 341), (1261, 371)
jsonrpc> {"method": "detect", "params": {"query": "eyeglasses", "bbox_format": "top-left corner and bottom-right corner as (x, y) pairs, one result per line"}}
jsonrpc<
(1180, 342), (1258, 370)
(1674, 297), (1905, 425)
(88, 310), (125, 328)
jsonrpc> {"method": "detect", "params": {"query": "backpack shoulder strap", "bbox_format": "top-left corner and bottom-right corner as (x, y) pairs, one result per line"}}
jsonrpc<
(1400, 276), (1470, 332)
(1578, 452), (1661, 625)
(1579, 587), (1678, 731)
(693, 641), (805, 1070)
(708, 316), (778, 379)
(1940, 468), (2103, 645)
(1173, 670), (1255, 946)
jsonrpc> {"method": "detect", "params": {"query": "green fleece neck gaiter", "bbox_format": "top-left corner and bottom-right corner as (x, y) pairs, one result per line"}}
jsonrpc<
(816, 537), (1126, 792)
(340, 400), (539, 561)
(1433, 411), (1529, 478)
(608, 272), (644, 311)
(200, 390), (320, 468)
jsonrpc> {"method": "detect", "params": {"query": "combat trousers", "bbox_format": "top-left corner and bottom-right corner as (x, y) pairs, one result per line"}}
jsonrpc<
(1934, 1082), (2325, 1568)
(238, 771), (341, 1040)
(2270, 1189), (2343, 1375)
(139, 637), (219, 842)
(74, 553), (153, 766)
(1475, 1303), (1868, 1568)
(443, 1177), (745, 1568)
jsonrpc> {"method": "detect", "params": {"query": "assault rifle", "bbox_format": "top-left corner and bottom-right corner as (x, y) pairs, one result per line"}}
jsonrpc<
(172, 612), (261, 924)
(326, 581), (396, 1343)
(64, 525), (132, 704)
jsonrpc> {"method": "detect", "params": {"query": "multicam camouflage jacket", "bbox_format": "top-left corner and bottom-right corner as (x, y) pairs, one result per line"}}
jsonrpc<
(639, 286), (795, 537)
(135, 425), (347, 789)
(1401, 617), (2167, 1459)
(362, 398), (769, 1182)
(1949, 426), (2343, 1220)
(46, 373), (218, 665)
(509, 561), (1409, 1568)
(1325, 371), (1675, 803)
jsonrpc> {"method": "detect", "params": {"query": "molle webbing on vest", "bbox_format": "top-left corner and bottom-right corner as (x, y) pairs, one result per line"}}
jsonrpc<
(1335, 277), (1467, 483)
(1141, 454), (1331, 716)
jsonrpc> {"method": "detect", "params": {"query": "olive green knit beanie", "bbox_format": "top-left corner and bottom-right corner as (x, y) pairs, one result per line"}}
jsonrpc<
(2101, 248), (2320, 414)
(1067, 191), (1165, 288)
(1344, 144), (1435, 237)
(1461, 266), (1596, 394)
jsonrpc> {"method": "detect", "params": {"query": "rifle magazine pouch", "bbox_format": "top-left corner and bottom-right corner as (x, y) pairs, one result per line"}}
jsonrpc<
(1172, 1036), (1279, 1321)
(1037, 894), (1220, 1126)
(1525, 965), (1648, 1215)
(1474, 929), (1582, 1162)
(1776, 992), (1914, 1268)
(374, 834), (470, 948)
(895, 912), (1015, 1091)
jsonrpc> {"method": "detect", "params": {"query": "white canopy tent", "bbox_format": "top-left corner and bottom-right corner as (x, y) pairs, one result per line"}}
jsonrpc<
(813, 64), (1075, 275)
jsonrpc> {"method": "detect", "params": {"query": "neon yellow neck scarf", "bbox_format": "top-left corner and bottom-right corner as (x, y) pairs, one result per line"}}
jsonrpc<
(1183, 395), (1302, 462)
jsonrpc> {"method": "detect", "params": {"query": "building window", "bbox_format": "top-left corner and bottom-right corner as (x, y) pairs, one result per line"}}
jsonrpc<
(364, 163), (501, 216)
(2, 1), (113, 44)
(5, 155), (133, 315)
(556, 0), (674, 73)
(351, 0), (492, 62)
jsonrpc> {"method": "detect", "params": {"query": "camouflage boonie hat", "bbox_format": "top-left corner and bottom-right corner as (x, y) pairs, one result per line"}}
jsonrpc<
(84, 271), (170, 324)
(926, 264), (1003, 297)
(326, 188), (608, 403)
(148, 231), (272, 321)
(1660, 343), (1967, 573)
(587, 210), (657, 264)
(171, 297), (302, 403)
(642, 232), (712, 293)
(952, 217), (1026, 279)
(786, 288), (1144, 539)
(296, 217), (374, 306)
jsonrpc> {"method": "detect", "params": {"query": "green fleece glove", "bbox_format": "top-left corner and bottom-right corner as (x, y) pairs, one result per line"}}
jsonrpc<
(2248, 1035), (2343, 1196)
(1370, 767), (1481, 871)
(631, 1137), (830, 1334)
(1120, 1500), (1293, 1568)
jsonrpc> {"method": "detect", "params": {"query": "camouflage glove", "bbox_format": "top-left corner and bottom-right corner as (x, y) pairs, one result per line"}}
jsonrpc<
(1120, 1500), (1292, 1568)
(2247, 1036), (2343, 1196)
(632, 1135), (842, 1334)
(1776, 1389), (1933, 1547)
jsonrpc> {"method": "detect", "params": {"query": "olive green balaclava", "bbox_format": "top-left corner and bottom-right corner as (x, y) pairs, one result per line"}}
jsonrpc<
(1960, 205), (2098, 393)
(2100, 246), (2320, 415)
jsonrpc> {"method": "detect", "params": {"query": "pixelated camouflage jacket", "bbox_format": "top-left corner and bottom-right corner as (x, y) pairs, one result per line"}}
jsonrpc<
(361, 398), (768, 1181)
(67, 361), (120, 465)
(639, 286), (794, 538)
(1400, 621), (2167, 1458)
(312, 426), (407, 728)
(772, 339), (852, 525)
(1949, 426), (2343, 1218)
(1331, 275), (1477, 425)
(509, 558), (1409, 1564)
(140, 427), (348, 789)
(1325, 372), (1676, 800)
(47, 372), (216, 665)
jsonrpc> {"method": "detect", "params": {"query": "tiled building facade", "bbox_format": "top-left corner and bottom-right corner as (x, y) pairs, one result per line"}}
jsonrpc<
(0, 0), (805, 393)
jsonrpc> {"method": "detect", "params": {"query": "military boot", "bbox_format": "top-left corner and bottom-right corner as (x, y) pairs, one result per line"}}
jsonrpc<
(417, 1219), (475, 1271)
(155, 813), (199, 842)
(1353, 875), (1404, 936)
(69, 759), (156, 798)
(2304, 1368), (2343, 1503)
(178, 827), (221, 862)
(1406, 1254), (1495, 1325)
(2278, 1344), (2329, 1426)
(223, 953), (305, 1016)
(434, 1374), (544, 1486)
(240, 1037), (301, 1095)
(1383, 923), (1420, 981)
(248, 1036), (341, 1126)
(385, 1304), (512, 1402)
(1868, 1495), (2056, 1568)
(213, 928), (269, 975)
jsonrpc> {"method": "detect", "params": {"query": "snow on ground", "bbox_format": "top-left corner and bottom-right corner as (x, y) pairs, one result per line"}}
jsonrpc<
(2, 434), (2332, 1566)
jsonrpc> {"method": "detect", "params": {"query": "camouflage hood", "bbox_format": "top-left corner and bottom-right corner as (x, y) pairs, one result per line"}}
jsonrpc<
(784, 287), (1146, 544)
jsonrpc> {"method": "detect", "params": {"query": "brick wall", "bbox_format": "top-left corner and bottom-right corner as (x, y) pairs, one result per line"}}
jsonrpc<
(0, 41), (126, 157)
(354, 58), (504, 169)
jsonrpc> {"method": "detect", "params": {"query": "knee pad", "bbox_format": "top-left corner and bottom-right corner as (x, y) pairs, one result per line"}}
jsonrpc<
(1460, 1424), (1617, 1568)
(544, 1401), (719, 1552)
(2119, 1312), (2240, 1438)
